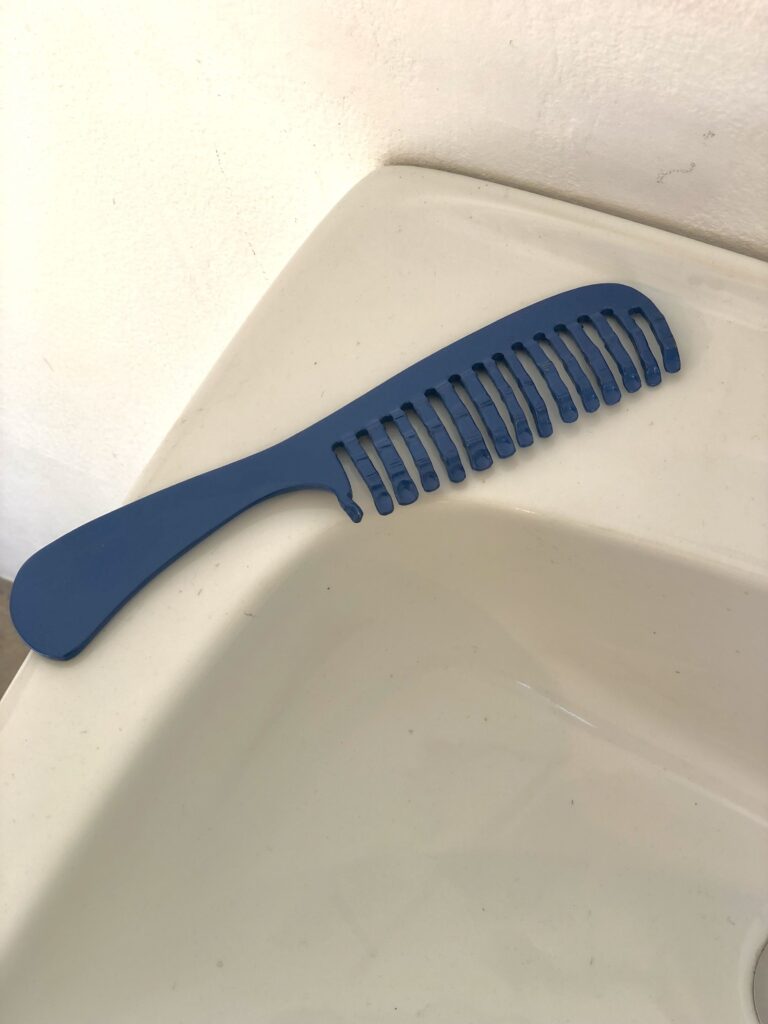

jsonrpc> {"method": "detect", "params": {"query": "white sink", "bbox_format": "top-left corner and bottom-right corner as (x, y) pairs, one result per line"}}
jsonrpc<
(2, 167), (767, 1022)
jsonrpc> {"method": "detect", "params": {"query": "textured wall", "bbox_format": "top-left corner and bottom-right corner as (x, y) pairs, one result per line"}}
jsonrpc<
(2, 0), (767, 576)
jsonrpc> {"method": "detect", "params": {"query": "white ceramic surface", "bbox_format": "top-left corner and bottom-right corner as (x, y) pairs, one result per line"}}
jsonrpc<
(2, 168), (767, 1022)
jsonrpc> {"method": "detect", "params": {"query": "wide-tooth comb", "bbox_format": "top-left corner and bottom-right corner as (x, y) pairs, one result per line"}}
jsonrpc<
(11, 283), (680, 660)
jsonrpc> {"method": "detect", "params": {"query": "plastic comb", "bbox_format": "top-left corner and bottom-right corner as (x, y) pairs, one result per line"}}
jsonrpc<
(11, 283), (680, 660)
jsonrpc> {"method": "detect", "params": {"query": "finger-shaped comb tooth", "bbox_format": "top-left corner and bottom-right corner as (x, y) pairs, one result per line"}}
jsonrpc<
(391, 409), (440, 491)
(483, 359), (534, 447)
(331, 452), (365, 523)
(609, 310), (661, 386)
(504, 350), (554, 437)
(563, 322), (621, 405)
(588, 313), (642, 393)
(541, 331), (600, 412)
(366, 420), (419, 505)
(518, 339), (579, 422)
(435, 382), (492, 470)
(461, 370), (515, 457)
(633, 308), (681, 373)
(342, 434), (394, 515)
(411, 397), (466, 482)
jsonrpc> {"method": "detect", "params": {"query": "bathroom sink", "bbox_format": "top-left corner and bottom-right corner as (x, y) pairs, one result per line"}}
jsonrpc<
(2, 167), (767, 1022)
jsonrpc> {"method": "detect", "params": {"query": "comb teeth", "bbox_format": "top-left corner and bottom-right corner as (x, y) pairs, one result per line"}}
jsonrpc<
(334, 293), (680, 518)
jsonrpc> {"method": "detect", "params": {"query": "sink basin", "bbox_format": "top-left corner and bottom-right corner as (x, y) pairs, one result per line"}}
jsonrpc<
(2, 167), (767, 1022)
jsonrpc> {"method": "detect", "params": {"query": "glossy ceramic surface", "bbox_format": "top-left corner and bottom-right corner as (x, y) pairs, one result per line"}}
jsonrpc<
(2, 167), (766, 1022)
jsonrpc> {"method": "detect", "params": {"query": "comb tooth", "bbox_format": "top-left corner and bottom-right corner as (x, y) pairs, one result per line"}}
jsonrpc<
(588, 313), (642, 392)
(411, 397), (466, 482)
(503, 351), (553, 437)
(609, 310), (661, 385)
(541, 332), (600, 412)
(461, 370), (515, 457)
(435, 382), (492, 471)
(331, 449), (365, 523)
(517, 339), (579, 422)
(563, 322), (621, 405)
(632, 307), (681, 373)
(483, 359), (534, 447)
(366, 421), (418, 505)
(391, 409), (440, 491)
(342, 434), (394, 515)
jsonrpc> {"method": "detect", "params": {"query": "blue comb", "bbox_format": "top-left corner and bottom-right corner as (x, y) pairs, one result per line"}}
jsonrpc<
(11, 283), (680, 660)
